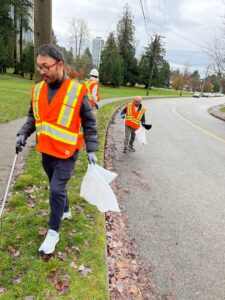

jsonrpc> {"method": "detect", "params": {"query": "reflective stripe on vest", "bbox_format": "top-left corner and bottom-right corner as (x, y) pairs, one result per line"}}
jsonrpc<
(85, 80), (95, 99)
(33, 81), (44, 120)
(57, 81), (82, 128)
(36, 121), (78, 145)
(126, 103), (144, 122)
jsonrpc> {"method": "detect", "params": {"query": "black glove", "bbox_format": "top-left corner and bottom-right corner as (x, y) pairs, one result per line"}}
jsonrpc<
(142, 124), (152, 130)
(94, 102), (99, 109)
(16, 135), (26, 154)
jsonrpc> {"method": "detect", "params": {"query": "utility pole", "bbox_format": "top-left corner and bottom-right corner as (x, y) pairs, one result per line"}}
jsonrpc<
(200, 66), (209, 96)
(34, 0), (52, 82)
(146, 35), (165, 96)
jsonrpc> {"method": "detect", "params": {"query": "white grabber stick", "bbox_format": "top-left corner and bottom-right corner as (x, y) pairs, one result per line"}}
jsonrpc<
(0, 153), (18, 229)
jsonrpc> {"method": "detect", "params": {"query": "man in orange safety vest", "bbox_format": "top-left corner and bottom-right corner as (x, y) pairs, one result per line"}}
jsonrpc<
(15, 44), (98, 255)
(84, 68), (100, 115)
(121, 96), (147, 153)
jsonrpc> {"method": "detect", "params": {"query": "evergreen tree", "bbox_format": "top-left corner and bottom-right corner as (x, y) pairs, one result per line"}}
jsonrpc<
(77, 47), (93, 78)
(138, 36), (166, 89)
(11, 0), (33, 73)
(0, 0), (14, 72)
(117, 3), (138, 86)
(99, 32), (122, 87)
(19, 42), (34, 80)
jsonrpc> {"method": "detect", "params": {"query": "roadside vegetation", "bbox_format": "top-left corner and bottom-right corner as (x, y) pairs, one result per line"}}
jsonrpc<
(0, 92), (131, 299)
(0, 73), (191, 124)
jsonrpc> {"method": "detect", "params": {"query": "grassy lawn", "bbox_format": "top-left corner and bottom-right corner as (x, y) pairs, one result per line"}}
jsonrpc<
(0, 73), (33, 123)
(100, 85), (192, 99)
(220, 107), (225, 113)
(0, 73), (192, 124)
(0, 97), (132, 299)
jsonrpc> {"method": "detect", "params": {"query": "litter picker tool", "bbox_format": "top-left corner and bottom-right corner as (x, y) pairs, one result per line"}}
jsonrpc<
(0, 153), (18, 229)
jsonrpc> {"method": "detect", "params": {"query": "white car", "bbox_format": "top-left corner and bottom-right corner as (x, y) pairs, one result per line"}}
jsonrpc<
(192, 92), (201, 98)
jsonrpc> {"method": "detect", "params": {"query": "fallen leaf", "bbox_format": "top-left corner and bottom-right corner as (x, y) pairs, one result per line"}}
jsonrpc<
(24, 296), (34, 300)
(67, 232), (76, 239)
(57, 252), (67, 261)
(47, 268), (58, 283)
(27, 195), (36, 208)
(116, 272), (127, 280)
(8, 246), (20, 257)
(116, 260), (125, 269)
(70, 262), (78, 269)
(38, 210), (49, 216)
(55, 280), (66, 292)
(0, 288), (4, 295)
(78, 265), (93, 277)
(8, 246), (16, 255)
(12, 278), (22, 285)
(38, 227), (47, 236)
(130, 285), (139, 295)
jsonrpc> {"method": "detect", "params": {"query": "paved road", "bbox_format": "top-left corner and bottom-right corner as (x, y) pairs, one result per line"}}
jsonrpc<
(112, 97), (225, 300)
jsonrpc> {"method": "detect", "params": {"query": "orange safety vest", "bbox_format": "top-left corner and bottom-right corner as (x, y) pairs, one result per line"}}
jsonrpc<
(84, 79), (100, 107)
(125, 103), (146, 130)
(32, 78), (86, 159)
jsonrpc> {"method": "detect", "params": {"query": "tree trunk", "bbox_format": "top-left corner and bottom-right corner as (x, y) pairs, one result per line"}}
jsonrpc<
(13, 5), (18, 74)
(19, 18), (23, 63)
(34, 0), (52, 82)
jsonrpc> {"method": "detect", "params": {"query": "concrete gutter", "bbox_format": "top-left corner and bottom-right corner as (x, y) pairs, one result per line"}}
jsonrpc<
(208, 104), (225, 121)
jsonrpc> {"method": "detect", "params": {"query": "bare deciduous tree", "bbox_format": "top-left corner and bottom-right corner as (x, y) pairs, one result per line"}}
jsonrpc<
(68, 17), (90, 61)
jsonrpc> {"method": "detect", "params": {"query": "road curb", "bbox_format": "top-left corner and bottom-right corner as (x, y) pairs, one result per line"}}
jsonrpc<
(208, 104), (225, 121)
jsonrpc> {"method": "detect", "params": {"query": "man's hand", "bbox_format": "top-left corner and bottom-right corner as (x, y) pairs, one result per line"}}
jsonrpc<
(94, 102), (99, 109)
(16, 135), (26, 153)
(87, 152), (97, 164)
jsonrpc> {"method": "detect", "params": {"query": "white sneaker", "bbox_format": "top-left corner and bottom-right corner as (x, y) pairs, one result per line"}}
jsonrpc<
(61, 209), (72, 220)
(38, 229), (59, 254)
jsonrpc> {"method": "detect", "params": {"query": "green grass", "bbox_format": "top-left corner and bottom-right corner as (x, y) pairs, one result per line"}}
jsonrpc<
(0, 73), (33, 123)
(100, 85), (192, 99)
(0, 98), (133, 299)
(220, 107), (225, 113)
(0, 73), (192, 123)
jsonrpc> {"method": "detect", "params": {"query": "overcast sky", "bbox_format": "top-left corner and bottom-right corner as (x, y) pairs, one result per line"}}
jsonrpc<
(52, 0), (224, 76)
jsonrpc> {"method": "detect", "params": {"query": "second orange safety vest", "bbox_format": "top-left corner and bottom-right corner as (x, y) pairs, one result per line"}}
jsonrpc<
(31, 78), (86, 159)
(125, 103), (146, 130)
(84, 79), (100, 107)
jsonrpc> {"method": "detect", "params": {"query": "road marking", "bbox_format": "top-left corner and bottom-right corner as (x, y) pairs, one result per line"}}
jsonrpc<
(172, 105), (225, 145)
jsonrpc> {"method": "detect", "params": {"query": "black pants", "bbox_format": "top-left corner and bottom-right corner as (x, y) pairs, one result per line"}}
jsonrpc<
(42, 151), (79, 232)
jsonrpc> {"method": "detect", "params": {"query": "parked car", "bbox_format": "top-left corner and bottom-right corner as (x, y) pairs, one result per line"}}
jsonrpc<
(202, 92), (213, 97)
(212, 92), (224, 97)
(192, 92), (201, 98)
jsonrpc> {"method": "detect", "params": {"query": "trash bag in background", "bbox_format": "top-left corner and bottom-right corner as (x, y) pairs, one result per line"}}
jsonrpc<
(80, 164), (120, 213)
(135, 125), (147, 145)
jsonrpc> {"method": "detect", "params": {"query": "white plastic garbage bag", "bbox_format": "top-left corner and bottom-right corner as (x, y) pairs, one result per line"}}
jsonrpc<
(80, 164), (120, 213)
(94, 164), (117, 183)
(135, 125), (147, 145)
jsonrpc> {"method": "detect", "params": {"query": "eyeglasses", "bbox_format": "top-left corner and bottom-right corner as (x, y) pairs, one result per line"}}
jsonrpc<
(35, 61), (58, 72)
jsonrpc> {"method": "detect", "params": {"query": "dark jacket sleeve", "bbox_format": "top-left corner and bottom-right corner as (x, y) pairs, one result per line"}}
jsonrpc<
(141, 113), (146, 124)
(80, 95), (98, 152)
(17, 103), (36, 138)
(138, 103), (146, 124)
(121, 106), (127, 115)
